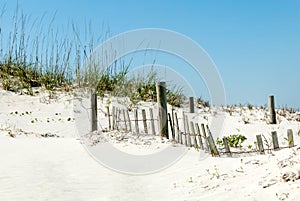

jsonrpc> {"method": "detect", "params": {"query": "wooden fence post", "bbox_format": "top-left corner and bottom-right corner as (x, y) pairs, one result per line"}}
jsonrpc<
(195, 123), (204, 150)
(142, 109), (148, 134)
(91, 93), (97, 131)
(156, 82), (169, 138)
(269, 95), (276, 124)
(189, 97), (194, 113)
(287, 129), (294, 147)
(134, 109), (139, 136)
(149, 108), (155, 135)
(271, 131), (279, 150)
(256, 135), (265, 154)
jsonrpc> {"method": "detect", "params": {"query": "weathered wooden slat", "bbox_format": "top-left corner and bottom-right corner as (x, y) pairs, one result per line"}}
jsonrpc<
(287, 129), (294, 148)
(174, 112), (182, 144)
(185, 115), (192, 147)
(122, 109), (128, 132)
(190, 121), (198, 148)
(126, 110), (132, 132)
(106, 106), (111, 130)
(134, 109), (139, 136)
(168, 113), (175, 140)
(149, 108), (155, 135)
(201, 123), (209, 151)
(207, 136), (219, 156)
(195, 123), (204, 150)
(142, 109), (148, 134)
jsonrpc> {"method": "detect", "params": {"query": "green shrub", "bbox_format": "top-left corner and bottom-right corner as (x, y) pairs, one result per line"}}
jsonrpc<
(216, 134), (247, 148)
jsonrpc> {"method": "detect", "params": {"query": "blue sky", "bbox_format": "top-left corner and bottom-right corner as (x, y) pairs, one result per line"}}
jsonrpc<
(1, 0), (300, 108)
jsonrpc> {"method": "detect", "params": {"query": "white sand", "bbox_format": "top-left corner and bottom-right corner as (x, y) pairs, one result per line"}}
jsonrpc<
(1, 89), (300, 201)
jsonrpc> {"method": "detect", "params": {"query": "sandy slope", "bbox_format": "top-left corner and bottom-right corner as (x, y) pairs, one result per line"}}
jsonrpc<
(1, 89), (300, 201)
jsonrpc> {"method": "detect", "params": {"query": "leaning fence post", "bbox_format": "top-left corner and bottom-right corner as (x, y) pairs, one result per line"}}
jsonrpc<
(256, 135), (265, 154)
(269, 95), (276, 124)
(195, 123), (204, 150)
(142, 109), (148, 134)
(189, 97), (194, 113)
(206, 125), (219, 156)
(91, 93), (97, 131)
(271, 131), (279, 150)
(207, 136), (219, 156)
(201, 123), (209, 151)
(287, 129), (294, 148)
(149, 108), (155, 135)
(156, 82), (169, 139)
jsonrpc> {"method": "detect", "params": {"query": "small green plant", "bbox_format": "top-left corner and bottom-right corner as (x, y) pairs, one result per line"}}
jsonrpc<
(217, 134), (247, 148)
(216, 138), (224, 147)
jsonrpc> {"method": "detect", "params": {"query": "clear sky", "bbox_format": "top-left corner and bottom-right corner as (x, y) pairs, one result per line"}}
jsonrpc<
(1, 0), (300, 108)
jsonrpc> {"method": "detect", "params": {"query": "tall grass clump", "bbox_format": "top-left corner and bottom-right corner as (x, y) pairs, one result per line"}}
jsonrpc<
(111, 69), (184, 107)
(0, 7), (74, 94)
(0, 6), (186, 107)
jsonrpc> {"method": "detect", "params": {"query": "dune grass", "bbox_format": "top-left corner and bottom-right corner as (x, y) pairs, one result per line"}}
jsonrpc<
(0, 8), (187, 107)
